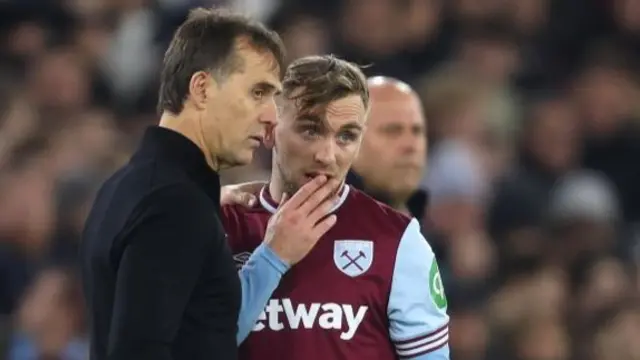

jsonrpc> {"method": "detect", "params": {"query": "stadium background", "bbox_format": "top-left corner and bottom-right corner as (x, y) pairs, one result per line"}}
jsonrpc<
(1, 0), (640, 359)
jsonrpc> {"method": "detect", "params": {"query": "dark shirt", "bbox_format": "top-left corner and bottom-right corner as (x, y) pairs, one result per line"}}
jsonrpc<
(345, 170), (429, 221)
(80, 126), (241, 360)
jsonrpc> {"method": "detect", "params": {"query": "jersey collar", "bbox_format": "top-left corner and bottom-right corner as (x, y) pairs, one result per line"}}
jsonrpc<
(259, 183), (350, 214)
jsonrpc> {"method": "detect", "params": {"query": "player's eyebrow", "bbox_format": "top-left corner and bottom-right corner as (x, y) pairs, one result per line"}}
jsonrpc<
(296, 113), (323, 124)
(340, 122), (364, 131)
(296, 115), (364, 132)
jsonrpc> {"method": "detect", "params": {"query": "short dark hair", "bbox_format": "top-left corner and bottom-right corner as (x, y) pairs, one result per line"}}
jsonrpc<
(158, 7), (286, 115)
(279, 55), (369, 114)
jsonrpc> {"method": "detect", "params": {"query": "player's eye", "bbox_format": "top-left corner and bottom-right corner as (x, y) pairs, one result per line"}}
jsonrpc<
(303, 128), (319, 137)
(300, 126), (321, 139)
(337, 132), (358, 144)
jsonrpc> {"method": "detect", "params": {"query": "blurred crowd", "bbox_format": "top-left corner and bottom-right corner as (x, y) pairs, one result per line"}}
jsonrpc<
(1, 0), (640, 359)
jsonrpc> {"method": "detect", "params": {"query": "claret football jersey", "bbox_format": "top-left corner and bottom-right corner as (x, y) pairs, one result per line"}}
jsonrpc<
(222, 185), (450, 360)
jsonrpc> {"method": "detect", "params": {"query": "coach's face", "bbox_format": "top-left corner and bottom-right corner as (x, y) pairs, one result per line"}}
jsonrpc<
(203, 41), (281, 168)
(270, 93), (367, 194)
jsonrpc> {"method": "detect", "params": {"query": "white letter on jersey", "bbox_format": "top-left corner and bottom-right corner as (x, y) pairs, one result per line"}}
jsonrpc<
(282, 299), (320, 329)
(253, 311), (267, 331)
(341, 305), (368, 340)
(266, 299), (284, 331)
(251, 299), (368, 340)
(318, 303), (342, 330)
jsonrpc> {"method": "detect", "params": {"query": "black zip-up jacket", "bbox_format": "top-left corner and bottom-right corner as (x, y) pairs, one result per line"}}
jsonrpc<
(80, 126), (240, 360)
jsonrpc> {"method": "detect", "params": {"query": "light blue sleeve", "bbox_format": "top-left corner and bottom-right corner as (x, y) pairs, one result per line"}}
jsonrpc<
(237, 243), (289, 344)
(388, 218), (450, 359)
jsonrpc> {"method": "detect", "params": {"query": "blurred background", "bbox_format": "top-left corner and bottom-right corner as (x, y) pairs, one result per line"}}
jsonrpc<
(1, 0), (640, 359)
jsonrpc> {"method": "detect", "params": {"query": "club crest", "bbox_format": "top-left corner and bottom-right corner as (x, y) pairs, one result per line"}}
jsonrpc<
(333, 240), (374, 277)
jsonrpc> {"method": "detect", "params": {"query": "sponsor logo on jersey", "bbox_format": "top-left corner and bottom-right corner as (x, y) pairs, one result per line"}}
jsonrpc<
(252, 298), (368, 340)
(233, 252), (252, 270)
(333, 240), (373, 277)
(429, 260), (447, 309)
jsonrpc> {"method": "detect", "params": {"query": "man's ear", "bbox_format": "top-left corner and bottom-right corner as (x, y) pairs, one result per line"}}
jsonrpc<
(189, 71), (215, 111)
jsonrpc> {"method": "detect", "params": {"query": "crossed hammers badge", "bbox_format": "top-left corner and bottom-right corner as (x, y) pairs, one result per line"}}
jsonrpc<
(333, 240), (374, 277)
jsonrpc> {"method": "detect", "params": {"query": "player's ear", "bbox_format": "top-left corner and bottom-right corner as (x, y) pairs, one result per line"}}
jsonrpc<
(189, 71), (214, 111)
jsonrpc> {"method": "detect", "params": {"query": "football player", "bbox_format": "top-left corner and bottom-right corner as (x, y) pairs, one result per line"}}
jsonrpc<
(223, 55), (450, 360)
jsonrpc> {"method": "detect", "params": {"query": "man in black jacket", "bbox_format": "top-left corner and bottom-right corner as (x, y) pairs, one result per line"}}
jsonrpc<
(80, 8), (340, 360)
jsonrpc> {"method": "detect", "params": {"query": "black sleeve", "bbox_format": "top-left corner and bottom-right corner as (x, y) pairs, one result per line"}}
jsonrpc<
(107, 185), (216, 360)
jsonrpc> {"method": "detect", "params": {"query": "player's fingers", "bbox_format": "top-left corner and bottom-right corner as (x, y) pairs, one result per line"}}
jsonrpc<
(297, 178), (340, 216)
(306, 193), (338, 225)
(281, 175), (327, 210)
(310, 214), (337, 240)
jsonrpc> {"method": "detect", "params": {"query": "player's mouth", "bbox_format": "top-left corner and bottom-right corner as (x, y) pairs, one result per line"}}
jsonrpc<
(304, 172), (333, 181)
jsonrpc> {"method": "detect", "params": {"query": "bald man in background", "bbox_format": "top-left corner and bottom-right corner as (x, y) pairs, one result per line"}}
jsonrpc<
(347, 76), (429, 221)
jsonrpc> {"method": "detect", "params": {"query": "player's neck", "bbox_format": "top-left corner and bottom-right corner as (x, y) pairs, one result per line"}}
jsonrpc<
(267, 172), (287, 203)
(159, 111), (221, 171)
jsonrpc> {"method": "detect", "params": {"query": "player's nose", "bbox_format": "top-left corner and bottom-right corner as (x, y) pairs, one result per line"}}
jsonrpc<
(314, 139), (337, 165)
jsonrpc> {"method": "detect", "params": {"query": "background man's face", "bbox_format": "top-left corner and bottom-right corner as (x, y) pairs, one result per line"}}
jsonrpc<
(354, 91), (426, 201)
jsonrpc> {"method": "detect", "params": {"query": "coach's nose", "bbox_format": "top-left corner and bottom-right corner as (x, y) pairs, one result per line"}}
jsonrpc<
(258, 100), (277, 126)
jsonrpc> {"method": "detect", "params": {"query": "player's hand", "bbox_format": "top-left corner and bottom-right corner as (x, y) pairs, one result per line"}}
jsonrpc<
(220, 181), (266, 207)
(264, 175), (339, 265)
